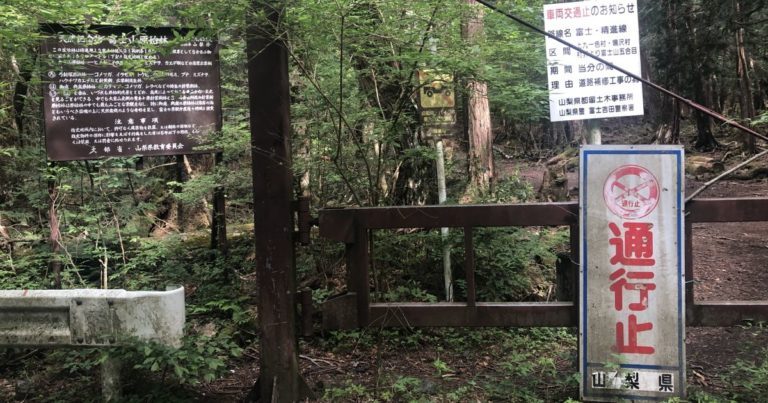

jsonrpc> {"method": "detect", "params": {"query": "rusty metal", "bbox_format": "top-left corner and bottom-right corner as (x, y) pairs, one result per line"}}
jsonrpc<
(322, 294), (358, 330)
(687, 198), (768, 222)
(474, 0), (768, 145)
(320, 202), (578, 242)
(321, 198), (768, 229)
(569, 224), (580, 317)
(346, 226), (370, 327)
(368, 302), (575, 327)
(463, 227), (476, 307)
(319, 208), (355, 242)
(320, 197), (768, 330)
(685, 221), (694, 314)
(688, 302), (768, 326)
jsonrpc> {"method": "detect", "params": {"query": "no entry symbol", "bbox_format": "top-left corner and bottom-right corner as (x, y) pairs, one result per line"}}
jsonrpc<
(603, 165), (659, 219)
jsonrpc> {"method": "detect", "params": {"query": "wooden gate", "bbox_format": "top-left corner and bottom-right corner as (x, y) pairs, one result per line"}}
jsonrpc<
(318, 198), (768, 329)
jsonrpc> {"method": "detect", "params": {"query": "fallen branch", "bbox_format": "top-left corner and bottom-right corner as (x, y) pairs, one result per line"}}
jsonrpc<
(686, 148), (768, 203)
(492, 145), (515, 160)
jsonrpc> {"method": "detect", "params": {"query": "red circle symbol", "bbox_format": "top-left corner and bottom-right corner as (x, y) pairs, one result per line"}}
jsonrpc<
(603, 165), (660, 219)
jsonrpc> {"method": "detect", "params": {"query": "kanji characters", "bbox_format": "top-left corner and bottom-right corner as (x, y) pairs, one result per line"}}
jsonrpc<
(609, 268), (656, 311)
(609, 222), (655, 266)
(616, 314), (655, 355)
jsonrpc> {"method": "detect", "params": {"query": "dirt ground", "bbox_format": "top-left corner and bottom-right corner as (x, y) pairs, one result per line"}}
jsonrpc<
(683, 174), (768, 395)
(4, 129), (768, 401)
(194, 141), (768, 402)
(502, 136), (768, 399)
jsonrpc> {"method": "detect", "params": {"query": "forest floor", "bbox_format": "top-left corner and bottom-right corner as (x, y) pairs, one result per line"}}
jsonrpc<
(193, 126), (768, 402)
(3, 123), (768, 402)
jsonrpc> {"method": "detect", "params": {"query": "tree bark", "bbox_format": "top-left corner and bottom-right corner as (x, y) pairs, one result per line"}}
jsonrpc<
(11, 54), (34, 147)
(735, 0), (756, 153)
(681, 3), (718, 151)
(48, 174), (62, 289)
(693, 75), (718, 150)
(462, 0), (494, 196)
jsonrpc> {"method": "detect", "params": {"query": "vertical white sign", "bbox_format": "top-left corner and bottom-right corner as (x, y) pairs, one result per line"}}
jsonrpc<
(580, 145), (685, 401)
(543, 1), (644, 122)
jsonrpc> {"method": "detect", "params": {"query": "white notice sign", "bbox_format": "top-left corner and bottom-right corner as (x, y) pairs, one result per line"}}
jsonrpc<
(543, 1), (644, 122)
(580, 145), (685, 401)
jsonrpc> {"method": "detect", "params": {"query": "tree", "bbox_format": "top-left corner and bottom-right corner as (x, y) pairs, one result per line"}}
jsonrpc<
(462, 0), (494, 196)
(734, 0), (757, 152)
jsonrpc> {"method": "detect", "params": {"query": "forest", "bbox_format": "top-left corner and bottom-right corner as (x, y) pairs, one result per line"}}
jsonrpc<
(2, 0), (768, 401)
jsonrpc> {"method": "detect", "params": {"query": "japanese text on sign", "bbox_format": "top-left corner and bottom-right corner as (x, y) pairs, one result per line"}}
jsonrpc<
(41, 24), (221, 161)
(543, 1), (643, 122)
(580, 146), (685, 401)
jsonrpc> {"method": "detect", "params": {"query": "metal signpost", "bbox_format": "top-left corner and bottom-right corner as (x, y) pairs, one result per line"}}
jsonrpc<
(418, 69), (456, 301)
(543, 0), (643, 122)
(41, 25), (221, 160)
(580, 145), (685, 401)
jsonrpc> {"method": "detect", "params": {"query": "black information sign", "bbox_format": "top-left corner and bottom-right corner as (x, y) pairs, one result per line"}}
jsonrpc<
(41, 24), (221, 161)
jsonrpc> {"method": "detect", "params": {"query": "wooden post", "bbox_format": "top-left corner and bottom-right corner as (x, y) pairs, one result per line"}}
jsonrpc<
(247, 1), (303, 401)
(347, 226), (370, 327)
(685, 220), (694, 322)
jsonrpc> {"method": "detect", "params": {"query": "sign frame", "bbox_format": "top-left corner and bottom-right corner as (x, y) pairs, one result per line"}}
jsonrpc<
(40, 23), (222, 161)
(543, 0), (644, 122)
(579, 145), (685, 401)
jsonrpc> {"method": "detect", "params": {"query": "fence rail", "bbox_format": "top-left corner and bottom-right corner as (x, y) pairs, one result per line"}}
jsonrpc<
(319, 198), (768, 329)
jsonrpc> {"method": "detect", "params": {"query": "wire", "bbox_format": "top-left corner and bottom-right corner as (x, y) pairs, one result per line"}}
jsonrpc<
(474, 0), (768, 143)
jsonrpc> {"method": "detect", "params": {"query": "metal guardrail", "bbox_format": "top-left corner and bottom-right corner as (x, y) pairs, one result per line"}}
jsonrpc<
(0, 287), (185, 347)
(319, 198), (768, 329)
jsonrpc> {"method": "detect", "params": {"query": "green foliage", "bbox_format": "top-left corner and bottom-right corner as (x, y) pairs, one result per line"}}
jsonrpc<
(58, 348), (103, 374)
(432, 356), (452, 377)
(391, 376), (422, 397)
(368, 167), (562, 303)
(727, 347), (768, 402)
(322, 329), (377, 353)
(479, 174), (535, 204)
(4, 0), (768, 401)
(189, 297), (251, 326)
(380, 280), (438, 303)
(472, 226), (566, 301)
(316, 327), (578, 402)
(482, 328), (578, 402)
(114, 333), (243, 385)
(322, 381), (371, 401)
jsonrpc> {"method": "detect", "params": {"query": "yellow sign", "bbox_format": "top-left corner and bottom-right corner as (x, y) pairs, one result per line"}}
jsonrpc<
(418, 70), (455, 109)
(421, 109), (456, 126)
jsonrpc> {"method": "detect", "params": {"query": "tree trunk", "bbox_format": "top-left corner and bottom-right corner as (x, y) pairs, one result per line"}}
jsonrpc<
(11, 55), (34, 147)
(735, 0), (756, 153)
(693, 75), (718, 151)
(462, 0), (494, 196)
(48, 174), (62, 289)
(681, 4), (718, 151)
(640, 47), (660, 123)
